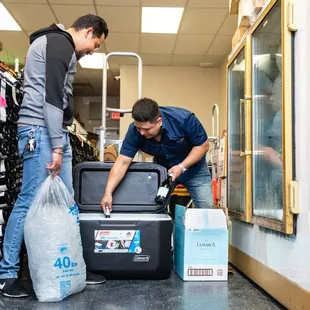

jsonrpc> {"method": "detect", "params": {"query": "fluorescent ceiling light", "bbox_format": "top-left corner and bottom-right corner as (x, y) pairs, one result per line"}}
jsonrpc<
(79, 53), (109, 69)
(142, 7), (184, 34)
(0, 3), (21, 31)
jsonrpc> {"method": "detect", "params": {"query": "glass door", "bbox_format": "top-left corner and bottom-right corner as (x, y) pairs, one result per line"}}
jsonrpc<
(252, 0), (283, 221)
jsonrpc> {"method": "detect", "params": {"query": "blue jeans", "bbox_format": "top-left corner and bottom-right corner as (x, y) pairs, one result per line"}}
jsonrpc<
(0, 125), (73, 279)
(181, 165), (212, 208)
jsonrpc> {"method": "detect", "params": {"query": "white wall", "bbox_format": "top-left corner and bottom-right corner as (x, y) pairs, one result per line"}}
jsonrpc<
(119, 65), (220, 139)
(231, 0), (310, 291)
(74, 96), (120, 135)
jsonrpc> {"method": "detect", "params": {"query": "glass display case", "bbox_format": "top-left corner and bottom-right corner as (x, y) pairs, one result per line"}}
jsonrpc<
(226, 0), (295, 233)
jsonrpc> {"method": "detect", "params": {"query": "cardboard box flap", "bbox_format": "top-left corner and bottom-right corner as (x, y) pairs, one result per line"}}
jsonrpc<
(184, 209), (227, 229)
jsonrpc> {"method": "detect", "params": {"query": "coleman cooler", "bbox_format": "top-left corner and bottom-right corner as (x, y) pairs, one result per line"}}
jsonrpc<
(73, 161), (168, 213)
(79, 213), (172, 279)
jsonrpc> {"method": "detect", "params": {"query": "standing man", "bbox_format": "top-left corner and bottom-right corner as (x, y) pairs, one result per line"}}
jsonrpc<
(101, 98), (212, 213)
(0, 14), (109, 298)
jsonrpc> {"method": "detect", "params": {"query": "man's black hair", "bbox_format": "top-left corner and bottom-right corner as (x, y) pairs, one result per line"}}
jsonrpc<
(132, 98), (160, 123)
(71, 14), (109, 39)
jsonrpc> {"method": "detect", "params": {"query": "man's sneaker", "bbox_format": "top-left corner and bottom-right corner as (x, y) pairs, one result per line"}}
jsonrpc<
(0, 278), (28, 298)
(86, 271), (106, 285)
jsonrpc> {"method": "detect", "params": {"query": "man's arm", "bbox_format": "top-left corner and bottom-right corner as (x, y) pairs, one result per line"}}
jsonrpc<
(168, 140), (209, 181)
(181, 140), (209, 168)
(44, 35), (74, 177)
(169, 113), (209, 181)
(101, 154), (133, 213)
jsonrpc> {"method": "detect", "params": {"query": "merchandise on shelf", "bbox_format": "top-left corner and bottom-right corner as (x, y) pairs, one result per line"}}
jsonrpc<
(0, 62), (24, 257)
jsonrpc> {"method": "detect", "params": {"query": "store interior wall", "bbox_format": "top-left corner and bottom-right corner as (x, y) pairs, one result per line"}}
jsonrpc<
(119, 65), (221, 139)
(230, 0), (310, 292)
(74, 96), (120, 139)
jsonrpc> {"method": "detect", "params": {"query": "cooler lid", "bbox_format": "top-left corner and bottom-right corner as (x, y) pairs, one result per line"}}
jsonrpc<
(73, 162), (167, 211)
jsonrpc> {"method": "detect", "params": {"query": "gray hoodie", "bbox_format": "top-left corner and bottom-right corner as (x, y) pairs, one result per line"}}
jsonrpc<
(18, 23), (76, 149)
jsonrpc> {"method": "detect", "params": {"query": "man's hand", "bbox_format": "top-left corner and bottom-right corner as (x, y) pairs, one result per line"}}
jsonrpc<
(168, 165), (183, 182)
(101, 193), (113, 214)
(261, 146), (282, 167)
(46, 149), (63, 178)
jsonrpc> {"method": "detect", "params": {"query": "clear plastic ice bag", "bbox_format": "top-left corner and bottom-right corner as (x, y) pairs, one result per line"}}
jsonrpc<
(24, 176), (86, 302)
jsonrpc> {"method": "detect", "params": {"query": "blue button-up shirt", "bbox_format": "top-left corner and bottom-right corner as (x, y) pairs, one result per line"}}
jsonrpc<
(120, 106), (209, 183)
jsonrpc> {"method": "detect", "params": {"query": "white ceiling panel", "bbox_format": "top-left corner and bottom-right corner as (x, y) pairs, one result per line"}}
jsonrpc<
(140, 34), (176, 54)
(207, 35), (232, 56)
(179, 8), (227, 35)
(5, 4), (57, 31)
(105, 33), (139, 53)
(0, 31), (29, 65)
(108, 63), (121, 70)
(73, 75), (89, 84)
(97, 6), (140, 33)
(141, 0), (186, 7)
(95, 0), (139, 5)
(188, 0), (229, 8)
(110, 67), (120, 75)
(174, 34), (214, 55)
(49, 0), (93, 4)
(140, 54), (172, 66)
(84, 70), (103, 80)
(171, 55), (204, 66)
(218, 14), (238, 36)
(108, 56), (139, 66)
(2, 0), (47, 3)
(201, 55), (226, 66)
(52, 5), (96, 29)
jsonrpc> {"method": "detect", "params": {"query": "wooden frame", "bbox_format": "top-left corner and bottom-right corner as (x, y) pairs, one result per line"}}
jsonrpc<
(226, 40), (251, 222)
(226, 0), (295, 234)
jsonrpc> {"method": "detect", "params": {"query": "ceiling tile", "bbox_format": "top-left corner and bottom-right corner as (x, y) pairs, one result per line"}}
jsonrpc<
(174, 34), (214, 55)
(74, 68), (86, 78)
(140, 54), (172, 66)
(97, 6), (140, 33)
(171, 55), (203, 66)
(50, 0), (93, 4)
(179, 8), (227, 34)
(105, 33), (139, 53)
(2, 0), (47, 3)
(52, 5), (96, 29)
(109, 63), (121, 70)
(218, 14), (238, 35)
(95, 0), (139, 5)
(207, 35), (232, 56)
(84, 69), (103, 80)
(110, 67), (120, 75)
(188, 0), (228, 8)
(0, 31), (29, 65)
(141, 0), (186, 6)
(108, 56), (139, 66)
(73, 76), (89, 84)
(140, 34), (176, 54)
(201, 55), (225, 66)
(4, 4), (57, 31)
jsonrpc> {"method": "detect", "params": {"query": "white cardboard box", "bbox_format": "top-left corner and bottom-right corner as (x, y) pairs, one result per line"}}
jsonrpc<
(174, 205), (228, 281)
